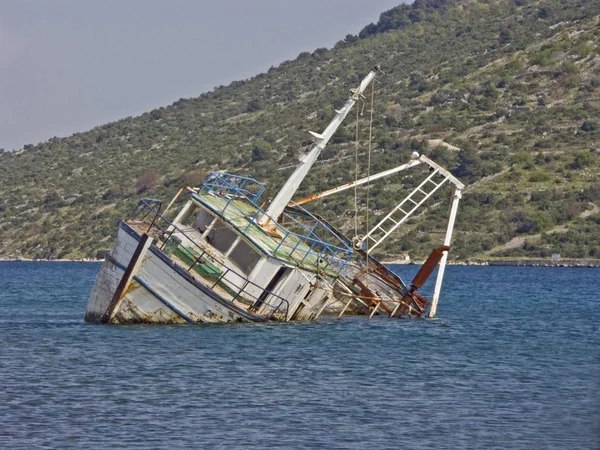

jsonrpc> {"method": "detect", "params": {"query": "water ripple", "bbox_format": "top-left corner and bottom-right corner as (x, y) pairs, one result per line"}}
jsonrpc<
(0, 262), (598, 448)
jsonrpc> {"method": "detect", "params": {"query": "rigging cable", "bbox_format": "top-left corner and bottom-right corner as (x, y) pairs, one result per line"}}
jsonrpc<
(354, 95), (360, 237)
(365, 77), (375, 264)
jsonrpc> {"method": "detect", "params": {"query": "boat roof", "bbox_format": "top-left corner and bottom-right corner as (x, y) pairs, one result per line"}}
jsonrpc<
(190, 189), (352, 277)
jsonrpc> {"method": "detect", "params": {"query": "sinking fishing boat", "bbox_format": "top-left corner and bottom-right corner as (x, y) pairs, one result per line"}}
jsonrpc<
(85, 66), (464, 324)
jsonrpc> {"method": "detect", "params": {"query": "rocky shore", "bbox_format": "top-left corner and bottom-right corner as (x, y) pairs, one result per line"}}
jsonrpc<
(2, 257), (599, 268)
(480, 259), (600, 268)
(0, 258), (102, 263)
(384, 258), (600, 268)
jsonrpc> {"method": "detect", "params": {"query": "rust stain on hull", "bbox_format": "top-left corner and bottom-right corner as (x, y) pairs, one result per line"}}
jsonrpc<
(111, 299), (188, 325)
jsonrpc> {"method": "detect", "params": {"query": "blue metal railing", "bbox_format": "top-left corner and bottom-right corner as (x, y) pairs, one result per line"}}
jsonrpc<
(198, 172), (266, 204)
(130, 199), (290, 321)
(194, 172), (354, 272)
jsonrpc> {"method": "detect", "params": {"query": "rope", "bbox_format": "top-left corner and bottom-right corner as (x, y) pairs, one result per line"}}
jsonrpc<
(365, 79), (375, 264)
(354, 98), (360, 237)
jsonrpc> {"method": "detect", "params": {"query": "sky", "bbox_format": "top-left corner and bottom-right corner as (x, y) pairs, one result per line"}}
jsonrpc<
(0, 0), (407, 151)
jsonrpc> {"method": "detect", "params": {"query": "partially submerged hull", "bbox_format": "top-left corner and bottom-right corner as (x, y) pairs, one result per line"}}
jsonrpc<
(86, 218), (342, 324)
(85, 171), (458, 324)
(86, 223), (259, 324)
(85, 66), (464, 325)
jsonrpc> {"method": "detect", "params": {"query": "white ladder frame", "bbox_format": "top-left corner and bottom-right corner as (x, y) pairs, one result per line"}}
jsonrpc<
(359, 167), (449, 252)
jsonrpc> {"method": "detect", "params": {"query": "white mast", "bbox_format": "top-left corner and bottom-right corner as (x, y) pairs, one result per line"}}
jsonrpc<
(258, 65), (380, 228)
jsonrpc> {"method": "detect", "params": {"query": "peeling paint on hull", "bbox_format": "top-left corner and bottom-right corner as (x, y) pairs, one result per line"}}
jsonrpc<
(86, 223), (260, 324)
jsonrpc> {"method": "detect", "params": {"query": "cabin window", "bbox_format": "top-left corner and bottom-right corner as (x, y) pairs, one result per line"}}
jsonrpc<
(189, 206), (261, 275)
(192, 210), (215, 233)
(209, 227), (238, 253)
(229, 240), (261, 275)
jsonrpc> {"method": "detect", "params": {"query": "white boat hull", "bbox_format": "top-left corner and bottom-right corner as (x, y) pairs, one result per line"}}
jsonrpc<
(85, 222), (260, 324)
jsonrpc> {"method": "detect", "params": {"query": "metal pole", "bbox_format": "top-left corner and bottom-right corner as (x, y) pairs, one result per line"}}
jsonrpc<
(224, 235), (242, 258)
(368, 301), (381, 319)
(314, 291), (334, 321)
(428, 189), (462, 318)
(259, 66), (379, 227)
(337, 297), (353, 319)
(211, 269), (229, 289)
(201, 217), (218, 239)
(163, 188), (185, 218)
(292, 159), (423, 206)
(389, 301), (401, 318)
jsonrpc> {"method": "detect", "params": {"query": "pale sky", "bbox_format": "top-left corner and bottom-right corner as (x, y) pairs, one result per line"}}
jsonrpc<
(0, 0), (407, 151)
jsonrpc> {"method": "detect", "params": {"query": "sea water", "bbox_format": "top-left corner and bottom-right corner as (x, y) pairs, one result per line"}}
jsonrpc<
(0, 261), (598, 449)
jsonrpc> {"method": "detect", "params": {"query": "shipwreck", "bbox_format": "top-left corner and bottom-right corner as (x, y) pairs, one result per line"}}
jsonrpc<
(85, 66), (464, 324)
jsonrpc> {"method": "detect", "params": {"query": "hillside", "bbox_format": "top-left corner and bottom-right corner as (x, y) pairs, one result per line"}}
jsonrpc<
(1, 0), (599, 261)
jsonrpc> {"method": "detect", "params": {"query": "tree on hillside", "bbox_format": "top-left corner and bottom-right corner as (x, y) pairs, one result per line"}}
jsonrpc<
(135, 170), (159, 193)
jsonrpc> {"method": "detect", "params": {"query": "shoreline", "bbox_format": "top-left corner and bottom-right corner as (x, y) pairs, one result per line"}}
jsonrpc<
(384, 258), (600, 268)
(0, 258), (103, 263)
(2, 257), (599, 267)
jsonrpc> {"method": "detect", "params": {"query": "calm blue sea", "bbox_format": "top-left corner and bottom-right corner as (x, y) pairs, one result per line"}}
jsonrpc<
(0, 261), (598, 449)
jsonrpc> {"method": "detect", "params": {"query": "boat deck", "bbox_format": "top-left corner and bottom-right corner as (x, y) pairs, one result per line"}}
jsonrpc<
(126, 221), (281, 319)
(192, 192), (348, 276)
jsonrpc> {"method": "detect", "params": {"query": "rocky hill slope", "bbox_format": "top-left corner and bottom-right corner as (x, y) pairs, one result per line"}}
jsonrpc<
(1, 0), (599, 261)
